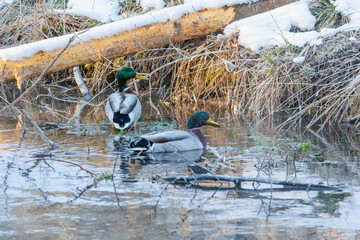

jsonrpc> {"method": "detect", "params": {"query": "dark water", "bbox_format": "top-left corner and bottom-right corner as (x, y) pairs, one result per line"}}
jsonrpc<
(0, 99), (359, 239)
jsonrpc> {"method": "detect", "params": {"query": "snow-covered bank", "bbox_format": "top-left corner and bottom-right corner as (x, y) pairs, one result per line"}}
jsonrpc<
(0, 0), (257, 61)
(1, 0), (359, 62)
(224, 0), (360, 51)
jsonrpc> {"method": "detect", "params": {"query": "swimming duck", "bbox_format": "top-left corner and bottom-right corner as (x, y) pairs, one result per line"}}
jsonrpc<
(105, 67), (148, 130)
(129, 111), (220, 152)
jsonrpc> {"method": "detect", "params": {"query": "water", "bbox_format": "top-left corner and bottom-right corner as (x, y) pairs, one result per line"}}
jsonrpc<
(0, 99), (360, 239)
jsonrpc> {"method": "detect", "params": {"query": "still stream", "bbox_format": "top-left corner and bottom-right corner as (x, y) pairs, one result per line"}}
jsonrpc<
(0, 98), (359, 239)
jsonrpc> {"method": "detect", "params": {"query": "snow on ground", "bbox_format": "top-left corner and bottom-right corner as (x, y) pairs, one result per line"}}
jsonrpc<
(224, 0), (360, 51)
(54, 0), (166, 22)
(0, 0), (257, 61)
(224, 0), (316, 51)
(53, 0), (122, 23)
(139, 0), (165, 11)
(293, 56), (305, 64)
(327, 0), (360, 32)
(0, 0), (15, 9)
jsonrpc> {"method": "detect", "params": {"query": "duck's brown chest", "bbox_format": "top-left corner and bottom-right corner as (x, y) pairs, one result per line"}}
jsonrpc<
(190, 128), (206, 148)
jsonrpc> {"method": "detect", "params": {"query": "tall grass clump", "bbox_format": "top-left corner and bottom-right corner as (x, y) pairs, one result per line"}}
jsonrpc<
(310, 0), (349, 31)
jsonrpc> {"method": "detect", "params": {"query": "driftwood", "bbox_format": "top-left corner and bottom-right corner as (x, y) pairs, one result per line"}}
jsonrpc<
(161, 174), (342, 191)
(0, 0), (296, 85)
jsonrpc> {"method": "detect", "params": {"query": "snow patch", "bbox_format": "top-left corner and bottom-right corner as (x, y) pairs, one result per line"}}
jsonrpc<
(53, 0), (122, 23)
(293, 56), (305, 64)
(0, 0), (256, 61)
(221, 59), (237, 72)
(349, 36), (356, 41)
(224, 0), (360, 51)
(183, 0), (200, 3)
(0, 0), (15, 9)
(140, 0), (165, 11)
(224, 0), (317, 51)
(330, 0), (360, 32)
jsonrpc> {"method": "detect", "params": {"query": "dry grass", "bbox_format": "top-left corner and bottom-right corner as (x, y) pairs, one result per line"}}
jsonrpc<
(1, 0), (360, 130)
(0, 1), (100, 47)
(128, 30), (360, 129)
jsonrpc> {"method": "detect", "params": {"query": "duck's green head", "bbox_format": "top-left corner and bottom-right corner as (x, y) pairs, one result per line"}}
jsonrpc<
(117, 67), (148, 92)
(187, 111), (220, 129)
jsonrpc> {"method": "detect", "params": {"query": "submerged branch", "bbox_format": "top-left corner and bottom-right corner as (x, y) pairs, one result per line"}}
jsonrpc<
(73, 66), (91, 101)
(22, 110), (59, 148)
(160, 174), (341, 191)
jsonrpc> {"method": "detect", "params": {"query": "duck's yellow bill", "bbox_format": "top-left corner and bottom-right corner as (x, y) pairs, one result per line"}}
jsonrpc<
(135, 74), (148, 80)
(206, 118), (220, 127)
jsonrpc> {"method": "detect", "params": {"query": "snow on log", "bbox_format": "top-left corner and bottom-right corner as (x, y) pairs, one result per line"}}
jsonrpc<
(0, 0), (296, 85)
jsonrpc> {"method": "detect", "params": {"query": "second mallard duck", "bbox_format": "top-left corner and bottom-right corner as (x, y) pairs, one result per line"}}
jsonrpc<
(130, 111), (220, 152)
(105, 67), (148, 130)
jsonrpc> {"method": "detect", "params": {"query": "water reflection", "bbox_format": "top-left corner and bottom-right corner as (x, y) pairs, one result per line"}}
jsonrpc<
(110, 130), (205, 161)
(0, 97), (360, 239)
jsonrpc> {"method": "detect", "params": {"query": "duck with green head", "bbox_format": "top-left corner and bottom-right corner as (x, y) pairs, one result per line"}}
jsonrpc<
(105, 67), (148, 130)
(129, 111), (220, 152)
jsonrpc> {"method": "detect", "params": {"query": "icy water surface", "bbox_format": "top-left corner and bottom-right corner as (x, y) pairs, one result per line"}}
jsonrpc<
(0, 101), (360, 239)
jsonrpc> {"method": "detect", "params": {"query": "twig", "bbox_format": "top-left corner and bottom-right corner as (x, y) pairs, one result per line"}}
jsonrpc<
(180, 179), (222, 224)
(67, 182), (96, 203)
(189, 167), (198, 204)
(151, 182), (170, 219)
(26, 158), (96, 176)
(168, 143), (220, 180)
(191, 6), (216, 34)
(147, 76), (162, 121)
(22, 110), (59, 148)
(149, 149), (169, 176)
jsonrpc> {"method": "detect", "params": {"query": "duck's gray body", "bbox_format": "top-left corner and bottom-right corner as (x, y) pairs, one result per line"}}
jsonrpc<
(105, 91), (141, 130)
(130, 128), (206, 153)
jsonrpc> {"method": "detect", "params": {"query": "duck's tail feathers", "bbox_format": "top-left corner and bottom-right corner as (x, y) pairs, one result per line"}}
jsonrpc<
(113, 112), (131, 128)
(129, 138), (153, 152)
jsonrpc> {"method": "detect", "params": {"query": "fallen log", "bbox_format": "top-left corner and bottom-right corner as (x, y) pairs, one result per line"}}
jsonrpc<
(160, 174), (342, 191)
(0, 0), (296, 85)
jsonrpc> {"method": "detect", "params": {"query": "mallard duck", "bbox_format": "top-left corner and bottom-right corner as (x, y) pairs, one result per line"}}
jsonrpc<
(130, 111), (220, 152)
(105, 67), (148, 130)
